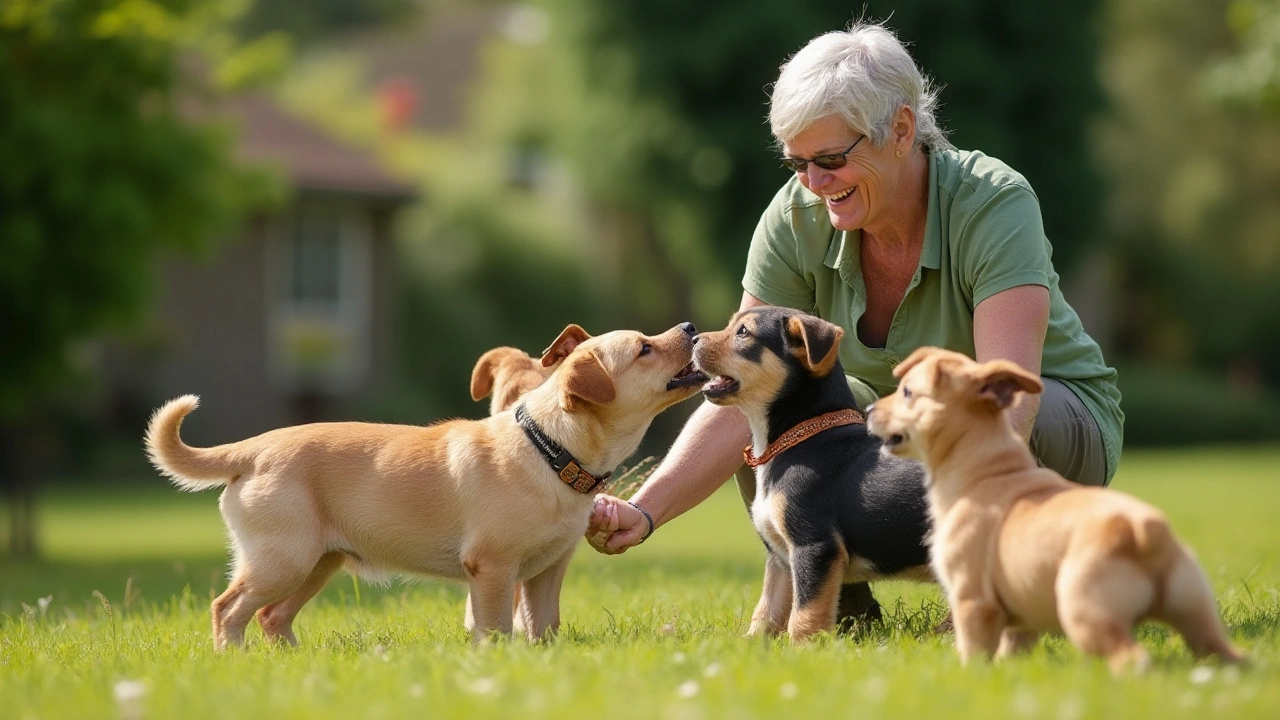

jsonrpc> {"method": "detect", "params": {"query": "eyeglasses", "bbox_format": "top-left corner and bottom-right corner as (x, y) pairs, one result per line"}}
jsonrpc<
(780, 136), (866, 173)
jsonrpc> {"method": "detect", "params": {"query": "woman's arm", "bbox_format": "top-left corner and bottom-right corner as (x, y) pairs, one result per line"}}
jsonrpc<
(973, 283), (1049, 439)
(585, 292), (767, 554)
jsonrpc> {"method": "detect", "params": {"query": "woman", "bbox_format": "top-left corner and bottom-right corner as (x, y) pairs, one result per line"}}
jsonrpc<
(587, 22), (1123, 619)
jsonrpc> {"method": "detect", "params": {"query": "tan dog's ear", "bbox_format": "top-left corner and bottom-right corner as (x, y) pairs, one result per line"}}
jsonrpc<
(894, 346), (942, 380)
(470, 349), (501, 401)
(541, 324), (592, 368)
(560, 351), (616, 411)
(785, 315), (845, 376)
(974, 360), (1043, 411)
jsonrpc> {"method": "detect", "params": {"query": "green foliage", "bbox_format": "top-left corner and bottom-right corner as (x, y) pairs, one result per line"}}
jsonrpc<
(1206, 0), (1280, 110)
(521, 0), (1103, 293)
(0, 0), (279, 418)
(2, 449), (1279, 717)
(1118, 363), (1280, 446)
(1096, 0), (1280, 387)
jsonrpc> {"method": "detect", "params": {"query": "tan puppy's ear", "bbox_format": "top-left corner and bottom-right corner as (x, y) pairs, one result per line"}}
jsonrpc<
(894, 346), (942, 380)
(974, 360), (1044, 411)
(541, 324), (592, 368)
(470, 349), (500, 401)
(560, 351), (616, 411)
(785, 315), (845, 376)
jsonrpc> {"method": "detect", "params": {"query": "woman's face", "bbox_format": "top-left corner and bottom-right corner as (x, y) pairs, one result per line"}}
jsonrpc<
(781, 114), (900, 233)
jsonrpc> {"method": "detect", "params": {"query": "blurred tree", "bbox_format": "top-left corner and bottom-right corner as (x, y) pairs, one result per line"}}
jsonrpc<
(0, 0), (279, 556)
(1096, 0), (1280, 390)
(234, 0), (418, 46)
(1206, 0), (1280, 110)
(496, 0), (1104, 333)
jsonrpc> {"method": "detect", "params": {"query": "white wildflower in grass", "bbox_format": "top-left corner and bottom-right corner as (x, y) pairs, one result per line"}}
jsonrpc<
(671, 651), (687, 664)
(1011, 687), (1039, 718)
(1190, 666), (1215, 685)
(463, 677), (498, 695)
(677, 680), (700, 699)
(37, 596), (52, 616)
(113, 679), (148, 720)
(702, 662), (722, 678)
(659, 623), (677, 636)
(779, 682), (798, 700)
(1056, 694), (1085, 720)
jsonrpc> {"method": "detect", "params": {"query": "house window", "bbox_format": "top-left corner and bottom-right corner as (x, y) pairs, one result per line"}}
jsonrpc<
(267, 197), (372, 394)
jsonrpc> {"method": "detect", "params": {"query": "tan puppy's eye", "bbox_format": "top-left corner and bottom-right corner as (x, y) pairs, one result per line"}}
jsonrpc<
(638, 342), (652, 357)
(902, 386), (913, 399)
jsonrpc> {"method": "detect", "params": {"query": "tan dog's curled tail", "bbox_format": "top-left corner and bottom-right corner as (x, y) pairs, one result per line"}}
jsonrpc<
(145, 395), (249, 491)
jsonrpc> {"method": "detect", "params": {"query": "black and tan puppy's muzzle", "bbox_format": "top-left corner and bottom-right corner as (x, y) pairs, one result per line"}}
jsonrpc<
(690, 333), (741, 403)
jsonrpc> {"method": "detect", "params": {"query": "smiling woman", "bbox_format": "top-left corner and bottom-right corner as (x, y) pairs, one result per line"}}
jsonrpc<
(585, 19), (1125, 631)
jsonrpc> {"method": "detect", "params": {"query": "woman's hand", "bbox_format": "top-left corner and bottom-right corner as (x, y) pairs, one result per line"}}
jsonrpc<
(585, 495), (650, 555)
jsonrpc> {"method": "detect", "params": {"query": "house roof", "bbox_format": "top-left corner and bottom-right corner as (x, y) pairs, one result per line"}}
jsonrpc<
(228, 92), (416, 201)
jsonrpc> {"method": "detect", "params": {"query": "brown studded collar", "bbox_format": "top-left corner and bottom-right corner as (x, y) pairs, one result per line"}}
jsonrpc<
(743, 409), (865, 468)
(515, 403), (610, 494)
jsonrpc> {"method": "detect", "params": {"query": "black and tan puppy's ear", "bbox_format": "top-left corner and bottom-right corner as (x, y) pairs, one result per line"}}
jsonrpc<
(560, 351), (616, 411)
(541, 324), (592, 368)
(973, 359), (1043, 411)
(470, 348), (503, 401)
(785, 315), (845, 376)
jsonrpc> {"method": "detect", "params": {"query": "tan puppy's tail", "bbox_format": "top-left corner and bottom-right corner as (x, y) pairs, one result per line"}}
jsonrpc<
(145, 395), (251, 491)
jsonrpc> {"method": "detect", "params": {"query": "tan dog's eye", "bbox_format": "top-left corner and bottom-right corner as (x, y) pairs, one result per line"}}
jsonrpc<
(638, 343), (652, 357)
(902, 386), (913, 399)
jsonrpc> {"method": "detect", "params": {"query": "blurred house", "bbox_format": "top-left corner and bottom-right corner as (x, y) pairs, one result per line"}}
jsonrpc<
(103, 93), (414, 445)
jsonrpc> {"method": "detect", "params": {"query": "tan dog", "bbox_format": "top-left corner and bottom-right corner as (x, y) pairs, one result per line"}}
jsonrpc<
(866, 347), (1245, 673)
(470, 326), (589, 415)
(147, 322), (705, 649)
(462, 328), (588, 634)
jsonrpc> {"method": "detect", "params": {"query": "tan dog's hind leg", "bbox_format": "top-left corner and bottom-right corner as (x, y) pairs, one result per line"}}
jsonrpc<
(1157, 552), (1247, 664)
(255, 551), (345, 646)
(748, 554), (793, 638)
(996, 627), (1042, 659)
(952, 598), (1007, 665)
(518, 547), (575, 642)
(212, 552), (321, 651)
(1055, 554), (1154, 674)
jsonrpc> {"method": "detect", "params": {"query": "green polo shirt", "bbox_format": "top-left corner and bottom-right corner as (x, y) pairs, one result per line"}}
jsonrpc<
(743, 147), (1123, 482)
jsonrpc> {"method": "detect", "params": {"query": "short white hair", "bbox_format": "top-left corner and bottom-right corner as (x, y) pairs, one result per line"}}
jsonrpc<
(769, 22), (952, 152)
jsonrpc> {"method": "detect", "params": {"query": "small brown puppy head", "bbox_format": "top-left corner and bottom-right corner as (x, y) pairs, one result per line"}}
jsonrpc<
(547, 322), (706, 418)
(470, 347), (556, 416)
(866, 346), (1043, 463)
(692, 306), (844, 413)
(469, 325), (591, 416)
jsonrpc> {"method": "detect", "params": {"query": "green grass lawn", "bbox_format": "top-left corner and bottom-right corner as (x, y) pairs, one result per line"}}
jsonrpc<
(2, 445), (1278, 719)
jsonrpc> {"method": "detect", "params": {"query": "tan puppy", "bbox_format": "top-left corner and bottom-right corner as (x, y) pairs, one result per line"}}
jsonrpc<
(147, 322), (705, 650)
(470, 325), (589, 415)
(463, 327), (588, 634)
(866, 347), (1245, 673)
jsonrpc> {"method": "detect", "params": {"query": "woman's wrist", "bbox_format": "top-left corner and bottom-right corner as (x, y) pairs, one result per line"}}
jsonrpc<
(625, 500), (654, 543)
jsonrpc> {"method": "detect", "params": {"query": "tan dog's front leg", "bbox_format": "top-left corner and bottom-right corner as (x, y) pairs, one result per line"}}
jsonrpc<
(518, 546), (575, 642)
(748, 553), (792, 638)
(464, 555), (519, 642)
(952, 597), (1007, 664)
(995, 627), (1041, 659)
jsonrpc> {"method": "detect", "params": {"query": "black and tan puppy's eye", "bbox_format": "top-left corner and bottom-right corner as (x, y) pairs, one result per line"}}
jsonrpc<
(638, 343), (652, 357)
(735, 325), (749, 337)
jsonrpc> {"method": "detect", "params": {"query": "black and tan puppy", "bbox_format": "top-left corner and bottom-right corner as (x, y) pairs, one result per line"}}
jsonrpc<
(693, 306), (932, 640)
